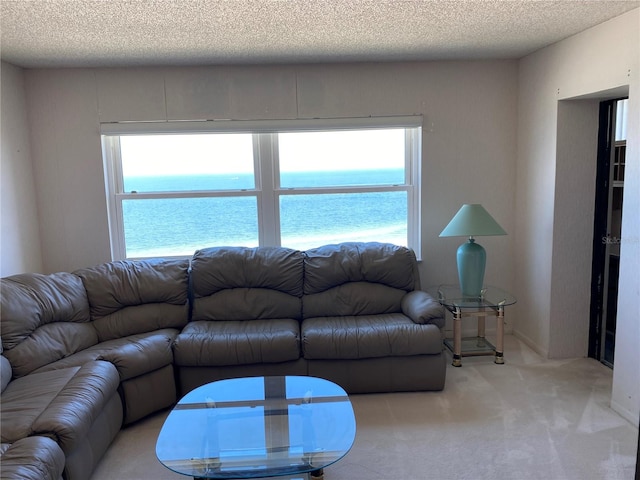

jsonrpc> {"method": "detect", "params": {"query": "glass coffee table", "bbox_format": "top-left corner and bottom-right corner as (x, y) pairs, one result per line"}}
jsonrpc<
(427, 285), (517, 367)
(156, 376), (356, 480)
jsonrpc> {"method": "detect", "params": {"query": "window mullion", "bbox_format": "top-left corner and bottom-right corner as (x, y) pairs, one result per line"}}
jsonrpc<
(255, 133), (279, 247)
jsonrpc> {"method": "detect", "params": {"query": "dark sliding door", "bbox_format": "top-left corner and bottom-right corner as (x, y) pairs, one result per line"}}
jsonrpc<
(588, 98), (626, 368)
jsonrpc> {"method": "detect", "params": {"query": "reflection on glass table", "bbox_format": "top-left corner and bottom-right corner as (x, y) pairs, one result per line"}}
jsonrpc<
(427, 285), (517, 367)
(156, 376), (356, 480)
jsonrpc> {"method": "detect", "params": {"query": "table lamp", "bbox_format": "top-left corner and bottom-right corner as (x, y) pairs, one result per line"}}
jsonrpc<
(439, 204), (506, 297)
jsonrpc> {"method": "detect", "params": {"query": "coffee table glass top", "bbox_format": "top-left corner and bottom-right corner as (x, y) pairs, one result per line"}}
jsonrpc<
(156, 376), (356, 479)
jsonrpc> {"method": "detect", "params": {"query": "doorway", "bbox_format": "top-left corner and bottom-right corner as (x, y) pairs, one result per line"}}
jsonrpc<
(588, 98), (627, 368)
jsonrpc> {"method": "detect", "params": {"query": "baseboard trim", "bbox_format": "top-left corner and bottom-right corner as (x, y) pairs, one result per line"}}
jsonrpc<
(610, 399), (640, 426)
(513, 330), (549, 358)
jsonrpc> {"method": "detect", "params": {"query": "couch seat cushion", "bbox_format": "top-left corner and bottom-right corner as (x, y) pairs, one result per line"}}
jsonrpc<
(2, 367), (81, 443)
(30, 329), (178, 381)
(1, 360), (119, 453)
(174, 320), (301, 366)
(302, 314), (443, 360)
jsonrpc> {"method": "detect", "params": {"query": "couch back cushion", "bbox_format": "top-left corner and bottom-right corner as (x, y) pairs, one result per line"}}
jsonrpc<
(0, 273), (97, 378)
(302, 242), (420, 318)
(191, 246), (304, 321)
(75, 258), (190, 341)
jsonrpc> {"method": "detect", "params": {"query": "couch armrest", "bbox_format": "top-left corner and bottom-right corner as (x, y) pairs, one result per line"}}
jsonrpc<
(0, 436), (65, 480)
(31, 361), (120, 453)
(401, 291), (445, 328)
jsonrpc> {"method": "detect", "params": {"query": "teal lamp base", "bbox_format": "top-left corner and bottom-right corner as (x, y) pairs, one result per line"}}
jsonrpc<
(456, 238), (486, 297)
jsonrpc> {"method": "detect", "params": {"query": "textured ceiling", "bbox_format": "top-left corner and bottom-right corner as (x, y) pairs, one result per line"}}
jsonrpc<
(1, 0), (638, 68)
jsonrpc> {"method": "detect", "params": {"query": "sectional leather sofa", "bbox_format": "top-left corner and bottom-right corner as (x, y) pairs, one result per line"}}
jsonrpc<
(0, 242), (445, 480)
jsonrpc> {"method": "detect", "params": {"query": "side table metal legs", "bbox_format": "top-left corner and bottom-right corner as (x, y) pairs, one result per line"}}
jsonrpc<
(495, 306), (504, 364)
(448, 306), (505, 367)
(452, 309), (462, 367)
(434, 285), (515, 367)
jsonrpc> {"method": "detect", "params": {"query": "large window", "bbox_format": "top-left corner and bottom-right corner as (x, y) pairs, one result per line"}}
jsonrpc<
(102, 117), (422, 259)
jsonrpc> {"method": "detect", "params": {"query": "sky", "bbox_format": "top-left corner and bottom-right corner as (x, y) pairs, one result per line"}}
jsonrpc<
(119, 129), (405, 177)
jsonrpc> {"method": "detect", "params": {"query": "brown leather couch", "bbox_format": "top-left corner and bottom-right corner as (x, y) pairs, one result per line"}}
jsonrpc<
(175, 243), (446, 394)
(1, 260), (189, 480)
(0, 242), (445, 480)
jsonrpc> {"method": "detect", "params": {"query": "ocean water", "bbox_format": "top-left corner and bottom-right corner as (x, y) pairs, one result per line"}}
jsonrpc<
(122, 170), (407, 257)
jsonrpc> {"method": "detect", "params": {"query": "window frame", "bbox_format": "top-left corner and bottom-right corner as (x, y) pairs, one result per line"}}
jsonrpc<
(101, 116), (422, 260)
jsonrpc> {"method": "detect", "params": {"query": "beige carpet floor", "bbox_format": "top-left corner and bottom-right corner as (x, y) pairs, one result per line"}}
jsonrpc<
(91, 335), (638, 480)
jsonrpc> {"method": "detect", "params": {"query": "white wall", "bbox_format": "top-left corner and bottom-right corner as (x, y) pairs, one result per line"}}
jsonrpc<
(24, 69), (112, 272)
(0, 62), (43, 276)
(22, 61), (519, 317)
(551, 99), (600, 360)
(611, 10), (640, 425)
(517, 9), (639, 424)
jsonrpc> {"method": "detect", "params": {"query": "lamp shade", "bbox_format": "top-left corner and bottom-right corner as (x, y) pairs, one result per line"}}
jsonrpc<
(439, 204), (507, 238)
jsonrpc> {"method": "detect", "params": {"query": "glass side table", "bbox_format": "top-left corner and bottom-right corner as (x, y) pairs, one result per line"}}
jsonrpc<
(427, 285), (516, 367)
